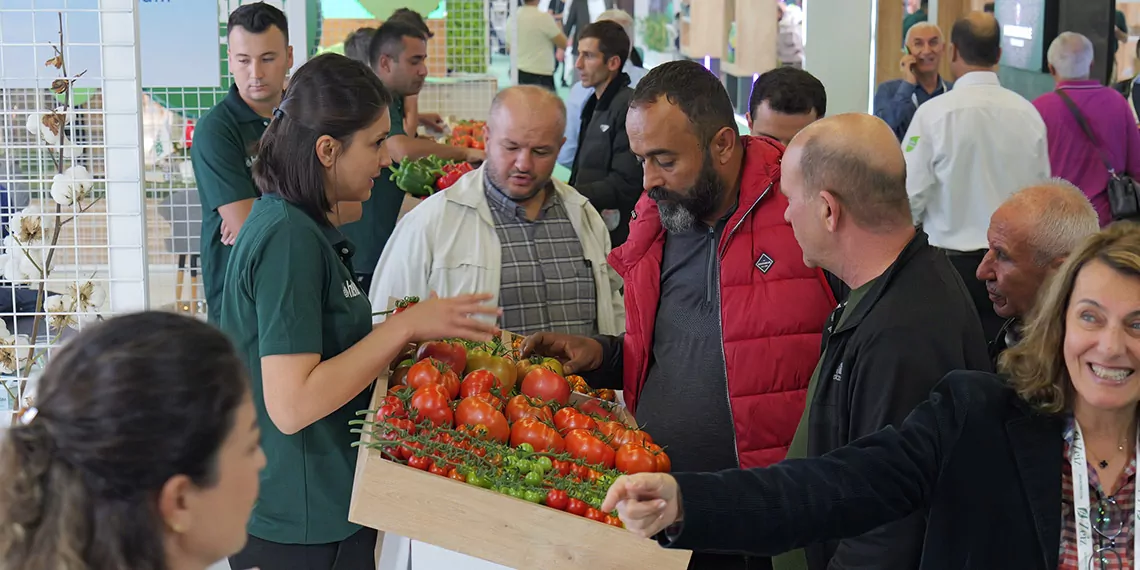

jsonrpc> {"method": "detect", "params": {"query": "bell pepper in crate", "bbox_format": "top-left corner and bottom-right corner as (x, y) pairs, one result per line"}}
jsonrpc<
(390, 156), (444, 197)
(435, 162), (475, 191)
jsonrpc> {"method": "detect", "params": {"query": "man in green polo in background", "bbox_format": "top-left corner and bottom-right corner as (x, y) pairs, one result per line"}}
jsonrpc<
(191, 2), (292, 324)
(339, 20), (484, 294)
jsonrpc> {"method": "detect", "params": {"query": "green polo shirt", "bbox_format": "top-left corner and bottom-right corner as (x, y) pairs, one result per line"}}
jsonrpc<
(220, 194), (374, 545)
(773, 278), (877, 570)
(190, 84), (270, 324)
(339, 96), (408, 278)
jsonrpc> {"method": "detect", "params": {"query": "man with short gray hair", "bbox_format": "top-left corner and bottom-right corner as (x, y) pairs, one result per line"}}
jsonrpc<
(1032, 31), (1140, 227)
(774, 113), (990, 570)
(873, 21), (951, 141)
(977, 179), (1100, 363)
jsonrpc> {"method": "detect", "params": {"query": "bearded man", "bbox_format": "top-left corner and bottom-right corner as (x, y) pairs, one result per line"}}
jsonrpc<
(523, 60), (835, 570)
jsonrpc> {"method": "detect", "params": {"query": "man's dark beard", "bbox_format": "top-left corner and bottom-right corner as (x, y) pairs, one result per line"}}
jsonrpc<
(647, 155), (725, 234)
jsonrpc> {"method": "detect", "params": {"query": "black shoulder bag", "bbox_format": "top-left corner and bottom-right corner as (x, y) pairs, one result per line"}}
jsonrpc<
(1055, 89), (1140, 221)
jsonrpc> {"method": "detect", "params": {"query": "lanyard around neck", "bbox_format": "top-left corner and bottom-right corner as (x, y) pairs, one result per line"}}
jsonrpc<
(1070, 421), (1139, 569)
(911, 79), (947, 107)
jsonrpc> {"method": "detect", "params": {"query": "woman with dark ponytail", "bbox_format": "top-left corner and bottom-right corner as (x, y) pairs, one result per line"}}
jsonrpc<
(221, 53), (499, 569)
(0, 311), (263, 570)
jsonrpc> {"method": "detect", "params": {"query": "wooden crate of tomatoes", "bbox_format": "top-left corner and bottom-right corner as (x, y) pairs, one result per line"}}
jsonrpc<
(348, 314), (689, 569)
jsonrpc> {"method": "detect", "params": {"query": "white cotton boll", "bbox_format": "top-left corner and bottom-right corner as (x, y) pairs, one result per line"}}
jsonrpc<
(8, 206), (47, 247)
(50, 165), (93, 207)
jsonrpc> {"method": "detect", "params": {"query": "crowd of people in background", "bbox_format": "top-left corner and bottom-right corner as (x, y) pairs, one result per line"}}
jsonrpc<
(6, 3), (1140, 570)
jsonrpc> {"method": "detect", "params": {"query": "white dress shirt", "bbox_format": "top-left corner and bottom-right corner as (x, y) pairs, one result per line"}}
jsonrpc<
(903, 71), (1050, 251)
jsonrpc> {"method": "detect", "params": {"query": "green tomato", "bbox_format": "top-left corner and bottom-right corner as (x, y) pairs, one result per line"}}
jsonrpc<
(467, 473), (486, 488)
(507, 487), (524, 499)
(517, 443), (535, 454)
(535, 456), (553, 472)
(523, 489), (545, 504)
(524, 470), (543, 486)
(516, 459), (533, 473)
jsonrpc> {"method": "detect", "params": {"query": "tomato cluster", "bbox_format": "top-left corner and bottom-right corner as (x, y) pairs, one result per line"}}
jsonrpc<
(446, 120), (486, 150)
(363, 336), (674, 526)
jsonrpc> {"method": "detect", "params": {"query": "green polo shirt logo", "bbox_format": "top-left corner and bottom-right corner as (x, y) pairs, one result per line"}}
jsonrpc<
(342, 279), (363, 299)
(906, 135), (920, 153)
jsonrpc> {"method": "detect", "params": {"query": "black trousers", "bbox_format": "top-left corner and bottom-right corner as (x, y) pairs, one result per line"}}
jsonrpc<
(517, 70), (557, 91)
(688, 552), (772, 570)
(943, 248), (1005, 341)
(229, 527), (378, 570)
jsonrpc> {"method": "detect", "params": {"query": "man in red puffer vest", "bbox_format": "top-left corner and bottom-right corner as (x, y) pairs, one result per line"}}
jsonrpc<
(525, 60), (835, 570)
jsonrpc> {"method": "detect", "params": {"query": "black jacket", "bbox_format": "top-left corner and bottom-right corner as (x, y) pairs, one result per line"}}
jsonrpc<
(665, 370), (1069, 570)
(1112, 78), (1140, 119)
(797, 231), (992, 570)
(569, 73), (643, 246)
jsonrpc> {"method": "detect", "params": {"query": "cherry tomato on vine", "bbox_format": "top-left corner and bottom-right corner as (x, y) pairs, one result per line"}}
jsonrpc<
(585, 508), (607, 522)
(551, 459), (572, 476)
(604, 515), (623, 528)
(407, 455), (431, 470)
(523, 489), (545, 503)
(545, 489), (569, 511)
(524, 471), (543, 486)
(535, 456), (553, 473)
(447, 468), (466, 483)
(429, 462), (449, 476)
(567, 498), (588, 516)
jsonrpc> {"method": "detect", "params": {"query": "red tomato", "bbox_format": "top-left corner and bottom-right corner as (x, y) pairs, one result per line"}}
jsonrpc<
(615, 443), (657, 474)
(380, 417), (415, 440)
(439, 368), (460, 400)
(416, 340), (467, 375)
(595, 420), (626, 442)
(553, 407), (597, 435)
(566, 498), (589, 516)
(545, 489), (569, 510)
(564, 429), (615, 468)
(654, 451), (671, 473)
(505, 394), (554, 424)
(410, 384), (454, 427)
(454, 396), (510, 443)
(407, 455), (431, 470)
(448, 468), (466, 483)
(612, 428), (653, 449)
(604, 515), (623, 528)
(521, 368), (571, 405)
(460, 369), (501, 398)
(398, 440), (423, 461)
(551, 459), (573, 476)
(471, 391), (504, 411)
(510, 417), (565, 453)
(585, 508), (607, 522)
(376, 403), (406, 422)
(429, 462), (449, 476)
(406, 359), (445, 391)
(577, 399), (617, 421)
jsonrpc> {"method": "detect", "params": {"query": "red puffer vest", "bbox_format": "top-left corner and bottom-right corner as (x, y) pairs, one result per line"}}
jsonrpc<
(608, 136), (835, 469)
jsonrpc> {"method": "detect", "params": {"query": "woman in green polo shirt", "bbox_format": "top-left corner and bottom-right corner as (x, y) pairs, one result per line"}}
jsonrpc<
(222, 53), (500, 570)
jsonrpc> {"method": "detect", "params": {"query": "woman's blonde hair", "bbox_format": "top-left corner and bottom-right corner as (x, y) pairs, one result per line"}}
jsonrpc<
(1001, 222), (1140, 413)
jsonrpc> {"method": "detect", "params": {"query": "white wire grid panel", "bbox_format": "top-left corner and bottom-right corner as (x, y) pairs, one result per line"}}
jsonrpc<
(416, 1), (499, 123)
(139, 0), (294, 318)
(0, 0), (148, 409)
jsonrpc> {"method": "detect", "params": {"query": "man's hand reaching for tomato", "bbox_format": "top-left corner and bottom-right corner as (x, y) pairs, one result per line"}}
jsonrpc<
(521, 333), (603, 375)
(602, 473), (683, 539)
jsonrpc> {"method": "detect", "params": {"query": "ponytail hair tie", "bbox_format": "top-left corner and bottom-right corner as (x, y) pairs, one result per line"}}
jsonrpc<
(272, 107), (285, 120)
